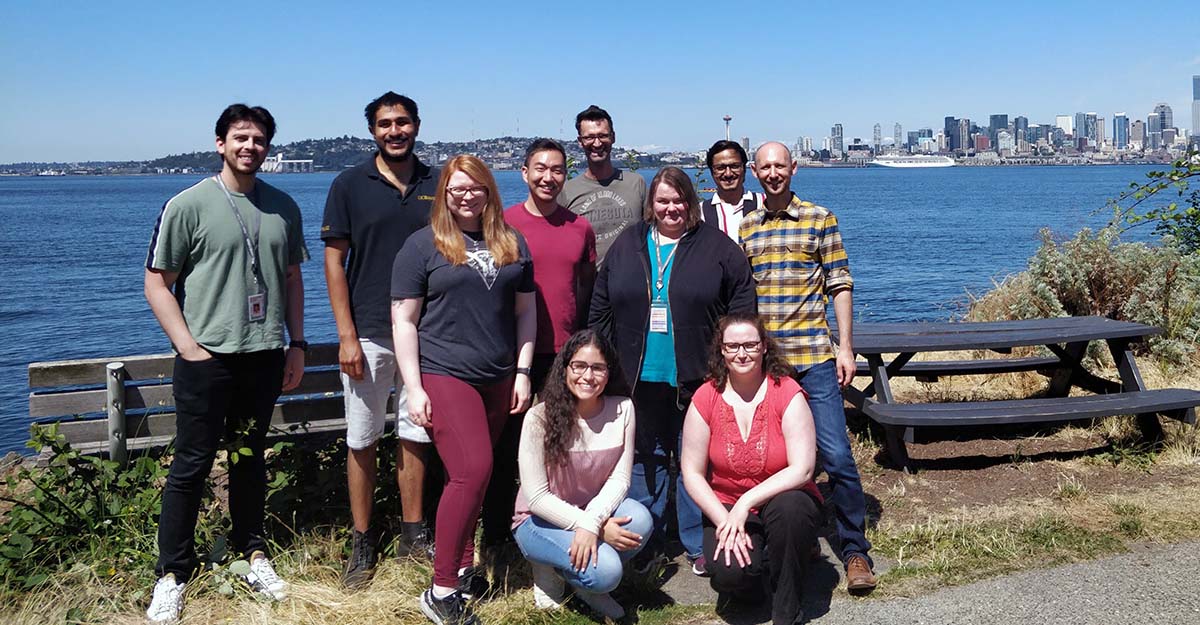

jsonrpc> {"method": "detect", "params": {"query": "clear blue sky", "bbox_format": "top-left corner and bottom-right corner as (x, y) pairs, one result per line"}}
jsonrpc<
(2, 0), (1197, 162)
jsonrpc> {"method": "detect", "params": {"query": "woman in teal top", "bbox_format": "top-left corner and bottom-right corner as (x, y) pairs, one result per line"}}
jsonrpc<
(588, 166), (757, 575)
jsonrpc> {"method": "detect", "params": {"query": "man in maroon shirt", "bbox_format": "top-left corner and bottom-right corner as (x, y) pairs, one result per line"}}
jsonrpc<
(479, 138), (598, 549)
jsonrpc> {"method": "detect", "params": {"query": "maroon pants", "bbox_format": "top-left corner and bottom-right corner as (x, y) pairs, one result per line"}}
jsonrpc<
(422, 373), (512, 587)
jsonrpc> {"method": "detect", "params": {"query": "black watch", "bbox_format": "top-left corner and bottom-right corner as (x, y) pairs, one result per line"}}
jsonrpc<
(289, 340), (309, 352)
(515, 367), (532, 376)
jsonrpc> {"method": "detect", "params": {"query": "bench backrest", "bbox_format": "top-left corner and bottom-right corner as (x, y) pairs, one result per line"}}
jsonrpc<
(27, 344), (384, 458)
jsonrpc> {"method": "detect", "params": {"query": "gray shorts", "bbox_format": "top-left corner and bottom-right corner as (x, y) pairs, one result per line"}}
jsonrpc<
(342, 337), (430, 448)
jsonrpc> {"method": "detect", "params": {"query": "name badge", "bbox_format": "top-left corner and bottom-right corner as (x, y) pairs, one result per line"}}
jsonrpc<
(649, 304), (669, 334)
(248, 293), (266, 322)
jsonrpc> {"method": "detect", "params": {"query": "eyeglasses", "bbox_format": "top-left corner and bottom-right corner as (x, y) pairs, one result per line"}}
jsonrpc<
(446, 186), (489, 199)
(721, 341), (762, 355)
(578, 133), (612, 144)
(712, 163), (745, 173)
(568, 361), (610, 376)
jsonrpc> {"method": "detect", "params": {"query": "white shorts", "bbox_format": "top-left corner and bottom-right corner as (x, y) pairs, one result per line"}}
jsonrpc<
(342, 337), (431, 448)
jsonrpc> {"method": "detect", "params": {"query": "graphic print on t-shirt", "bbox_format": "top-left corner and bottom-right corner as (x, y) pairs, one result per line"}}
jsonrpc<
(465, 248), (499, 289)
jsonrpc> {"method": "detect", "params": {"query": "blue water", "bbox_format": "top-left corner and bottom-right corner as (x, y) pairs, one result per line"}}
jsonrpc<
(0, 165), (1161, 453)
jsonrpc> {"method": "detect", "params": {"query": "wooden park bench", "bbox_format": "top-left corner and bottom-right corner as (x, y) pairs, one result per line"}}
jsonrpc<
(27, 344), (371, 462)
(842, 316), (1200, 471)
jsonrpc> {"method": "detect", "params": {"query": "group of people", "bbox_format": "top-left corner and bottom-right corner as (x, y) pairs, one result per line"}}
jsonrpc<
(140, 93), (878, 625)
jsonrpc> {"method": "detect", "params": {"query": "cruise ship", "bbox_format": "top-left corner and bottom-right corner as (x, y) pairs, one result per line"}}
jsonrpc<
(870, 155), (956, 168)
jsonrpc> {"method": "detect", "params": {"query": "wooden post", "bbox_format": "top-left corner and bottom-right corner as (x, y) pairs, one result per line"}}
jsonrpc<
(106, 362), (128, 465)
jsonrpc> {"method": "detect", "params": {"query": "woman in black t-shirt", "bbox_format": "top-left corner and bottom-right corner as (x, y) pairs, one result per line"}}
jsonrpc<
(391, 155), (536, 625)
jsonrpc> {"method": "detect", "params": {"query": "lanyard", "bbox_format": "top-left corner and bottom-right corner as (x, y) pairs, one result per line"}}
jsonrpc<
(652, 227), (679, 293)
(214, 175), (263, 291)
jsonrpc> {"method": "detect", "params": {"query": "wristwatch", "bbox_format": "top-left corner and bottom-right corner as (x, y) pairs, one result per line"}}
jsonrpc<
(515, 367), (532, 376)
(289, 340), (309, 352)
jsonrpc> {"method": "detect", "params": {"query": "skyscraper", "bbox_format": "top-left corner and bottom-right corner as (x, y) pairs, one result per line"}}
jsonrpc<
(1148, 112), (1162, 149)
(1114, 113), (1129, 150)
(988, 114), (1008, 145)
(1095, 117), (1105, 147)
(1153, 103), (1174, 130)
(1192, 75), (1200, 146)
(944, 116), (959, 151)
(958, 118), (971, 153)
(1013, 116), (1030, 144)
(872, 123), (882, 154)
(831, 124), (844, 156)
(1074, 112), (1087, 138)
(894, 123), (903, 152)
(1131, 119), (1145, 149)
(1055, 115), (1074, 136)
(1085, 113), (1097, 141)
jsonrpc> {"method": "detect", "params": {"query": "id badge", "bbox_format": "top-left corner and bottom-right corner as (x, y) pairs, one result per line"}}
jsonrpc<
(248, 293), (266, 322)
(649, 304), (669, 334)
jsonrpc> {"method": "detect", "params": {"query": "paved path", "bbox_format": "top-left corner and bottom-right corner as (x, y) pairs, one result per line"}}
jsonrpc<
(662, 540), (1200, 625)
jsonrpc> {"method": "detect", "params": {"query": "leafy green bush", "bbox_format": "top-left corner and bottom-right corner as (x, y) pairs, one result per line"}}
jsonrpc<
(968, 227), (1200, 366)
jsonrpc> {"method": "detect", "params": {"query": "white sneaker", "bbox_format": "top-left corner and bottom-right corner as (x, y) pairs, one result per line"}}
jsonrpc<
(145, 573), (185, 623)
(529, 563), (564, 610)
(576, 589), (625, 619)
(243, 554), (288, 600)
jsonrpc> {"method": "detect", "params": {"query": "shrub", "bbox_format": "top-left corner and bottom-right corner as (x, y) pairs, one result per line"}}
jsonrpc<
(968, 227), (1200, 367)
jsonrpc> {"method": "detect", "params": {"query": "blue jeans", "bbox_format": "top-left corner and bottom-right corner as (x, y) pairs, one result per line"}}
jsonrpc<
(630, 382), (704, 558)
(513, 498), (652, 593)
(795, 359), (873, 567)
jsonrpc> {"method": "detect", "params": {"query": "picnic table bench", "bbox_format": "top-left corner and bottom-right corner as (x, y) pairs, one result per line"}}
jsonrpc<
(841, 316), (1200, 471)
(27, 345), (372, 462)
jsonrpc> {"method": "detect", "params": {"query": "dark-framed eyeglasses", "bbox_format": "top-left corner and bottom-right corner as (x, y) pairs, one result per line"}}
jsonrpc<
(721, 341), (762, 355)
(578, 133), (612, 144)
(568, 361), (610, 376)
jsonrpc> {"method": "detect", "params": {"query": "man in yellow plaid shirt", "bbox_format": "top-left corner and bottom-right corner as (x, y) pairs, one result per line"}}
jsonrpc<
(738, 141), (877, 593)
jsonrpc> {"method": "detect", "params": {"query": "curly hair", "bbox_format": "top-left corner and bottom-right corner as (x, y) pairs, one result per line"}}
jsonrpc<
(538, 329), (627, 470)
(706, 313), (793, 391)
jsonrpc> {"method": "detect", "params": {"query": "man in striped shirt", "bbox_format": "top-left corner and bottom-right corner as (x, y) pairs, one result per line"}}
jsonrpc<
(738, 141), (877, 593)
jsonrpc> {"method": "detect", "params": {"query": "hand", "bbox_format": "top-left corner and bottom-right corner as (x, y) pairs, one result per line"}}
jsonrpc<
(836, 349), (857, 388)
(408, 386), (432, 427)
(179, 343), (213, 362)
(714, 501), (752, 568)
(281, 347), (305, 391)
(568, 528), (599, 572)
(338, 337), (365, 380)
(510, 372), (532, 414)
(601, 516), (642, 551)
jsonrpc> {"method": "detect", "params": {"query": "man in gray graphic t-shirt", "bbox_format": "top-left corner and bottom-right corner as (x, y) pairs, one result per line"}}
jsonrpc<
(558, 104), (646, 263)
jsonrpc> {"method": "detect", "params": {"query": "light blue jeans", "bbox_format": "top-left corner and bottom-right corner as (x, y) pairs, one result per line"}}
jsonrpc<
(513, 498), (652, 593)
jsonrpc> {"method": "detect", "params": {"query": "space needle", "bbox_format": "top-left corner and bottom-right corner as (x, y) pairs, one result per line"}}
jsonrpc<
(723, 115), (732, 141)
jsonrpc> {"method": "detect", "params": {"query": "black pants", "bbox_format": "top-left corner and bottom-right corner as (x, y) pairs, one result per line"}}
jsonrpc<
(480, 353), (555, 547)
(156, 350), (284, 581)
(704, 489), (822, 625)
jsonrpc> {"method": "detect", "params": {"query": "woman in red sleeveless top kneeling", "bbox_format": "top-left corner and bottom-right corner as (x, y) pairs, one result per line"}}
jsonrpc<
(680, 312), (823, 625)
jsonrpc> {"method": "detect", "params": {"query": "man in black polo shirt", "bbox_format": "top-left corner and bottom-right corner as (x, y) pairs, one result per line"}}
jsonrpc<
(322, 92), (439, 587)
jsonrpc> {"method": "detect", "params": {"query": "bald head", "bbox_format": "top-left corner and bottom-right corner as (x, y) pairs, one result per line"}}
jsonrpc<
(754, 141), (792, 166)
(751, 141), (797, 204)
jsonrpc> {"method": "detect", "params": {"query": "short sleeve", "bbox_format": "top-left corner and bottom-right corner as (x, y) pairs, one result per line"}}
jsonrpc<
(516, 234), (536, 293)
(146, 197), (194, 272)
(583, 222), (597, 265)
(690, 381), (718, 426)
(320, 175), (351, 241)
(391, 233), (430, 299)
(287, 200), (309, 265)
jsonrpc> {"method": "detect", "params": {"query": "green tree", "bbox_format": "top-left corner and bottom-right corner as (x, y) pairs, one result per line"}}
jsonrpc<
(1107, 148), (1200, 253)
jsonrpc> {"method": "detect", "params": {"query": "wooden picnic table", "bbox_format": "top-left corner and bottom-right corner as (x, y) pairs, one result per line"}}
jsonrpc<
(839, 316), (1200, 471)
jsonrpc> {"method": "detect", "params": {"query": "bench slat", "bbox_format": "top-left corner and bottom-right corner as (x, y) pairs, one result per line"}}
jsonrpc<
(864, 389), (1200, 427)
(29, 369), (347, 418)
(854, 356), (1061, 378)
(28, 344), (342, 389)
(32, 395), (372, 446)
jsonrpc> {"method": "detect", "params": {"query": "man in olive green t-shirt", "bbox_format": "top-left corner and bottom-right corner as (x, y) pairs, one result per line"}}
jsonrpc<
(142, 104), (308, 623)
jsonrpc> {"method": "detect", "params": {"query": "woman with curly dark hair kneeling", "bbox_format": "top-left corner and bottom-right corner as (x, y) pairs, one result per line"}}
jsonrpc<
(512, 329), (650, 620)
(681, 312), (823, 625)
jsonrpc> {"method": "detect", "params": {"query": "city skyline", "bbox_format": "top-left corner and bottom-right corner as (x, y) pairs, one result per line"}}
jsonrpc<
(2, 1), (1198, 162)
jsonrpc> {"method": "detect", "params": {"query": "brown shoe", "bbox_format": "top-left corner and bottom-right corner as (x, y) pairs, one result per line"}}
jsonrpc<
(845, 555), (877, 592)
